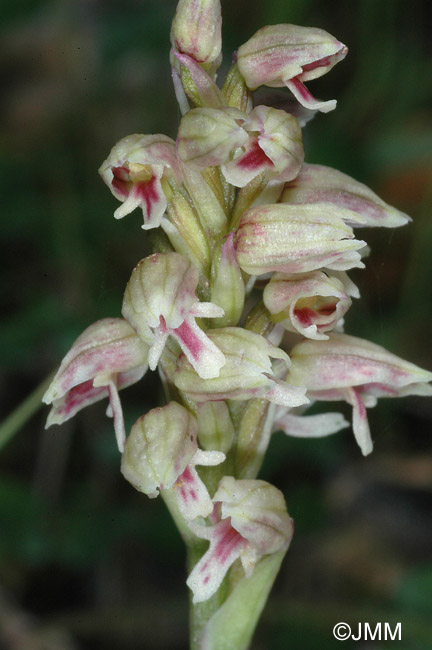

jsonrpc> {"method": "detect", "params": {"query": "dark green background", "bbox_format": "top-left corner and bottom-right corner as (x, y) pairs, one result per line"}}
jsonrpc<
(1, 0), (432, 648)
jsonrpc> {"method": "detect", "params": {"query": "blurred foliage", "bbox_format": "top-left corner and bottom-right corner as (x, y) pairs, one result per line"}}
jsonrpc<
(1, 0), (432, 648)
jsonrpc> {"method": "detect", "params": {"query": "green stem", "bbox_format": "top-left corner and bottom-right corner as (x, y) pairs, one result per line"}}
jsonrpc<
(0, 373), (54, 452)
(161, 489), (197, 547)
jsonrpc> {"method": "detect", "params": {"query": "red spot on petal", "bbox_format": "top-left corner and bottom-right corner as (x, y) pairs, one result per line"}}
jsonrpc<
(111, 166), (131, 197)
(237, 139), (273, 171)
(133, 176), (160, 221)
(214, 522), (245, 564)
(61, 380), (106, 416)
(301, 54), (334, 74)
(293, 307), (315, 327)
(174, 320), (204, 361)
(288, 77), (312, 102)
(317, 303), (336, 316)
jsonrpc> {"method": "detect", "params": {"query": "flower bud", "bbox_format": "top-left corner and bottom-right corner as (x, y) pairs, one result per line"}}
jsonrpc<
(122, 253), (226, 378)
(171, 0), (222, 72)
(122, 402), (197, 498)
(263, 271), (353, 340)
(237, 24), (347, 113)
(174, 327), (308, 406)
(99, 134), (180, 229)
(234, 203), (367, 275)
(43, 318), (149, 452)
(281, 164), (410, 228)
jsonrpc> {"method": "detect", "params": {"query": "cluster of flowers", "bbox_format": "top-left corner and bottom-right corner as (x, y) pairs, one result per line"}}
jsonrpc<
(43, 0), (431, 605)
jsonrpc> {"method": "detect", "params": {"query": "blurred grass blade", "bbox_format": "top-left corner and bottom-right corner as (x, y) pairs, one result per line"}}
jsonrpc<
(0, 373), (54, 452)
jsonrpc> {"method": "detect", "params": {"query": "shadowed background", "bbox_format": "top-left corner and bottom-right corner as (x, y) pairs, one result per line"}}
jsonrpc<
(1, 0), (432, 648)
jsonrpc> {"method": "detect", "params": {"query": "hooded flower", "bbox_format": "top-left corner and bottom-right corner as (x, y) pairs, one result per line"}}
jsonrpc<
(174, 327), (308, 406)
(121, 402), (225, 520)
(177, 105), (303, 187)
(263, 270), (356, 340)
(187, 477), (293, 602)
(237, 24), (347, 113)
(99, 134), (180, 229)
(280, 164), (410, 228)
(122, 252), (226, 379)
(234, 203), (367, 275)
(43, 318), (149, 452)
(288, 333), (432, 455)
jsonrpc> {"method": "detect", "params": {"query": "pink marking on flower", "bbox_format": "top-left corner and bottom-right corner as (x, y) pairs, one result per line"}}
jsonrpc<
(318, 303), (337, 316)
(133, 177), (160, 222)
(287, 77), (312, 101)
(213, 522), (245, 564)
(293, 307), (314, 327)
(301, 54), (334, 74)
(61, 380), (106, 416)
(237, 139), (273, 171)
(159, 315), (168, 334)
(111, 166), (130, 197)
(362, 382), (399, 396)
(174, 319), (205, 360)
(198, 519), (246, 577)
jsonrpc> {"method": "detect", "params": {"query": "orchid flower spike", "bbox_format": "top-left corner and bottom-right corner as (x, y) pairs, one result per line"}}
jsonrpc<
(263, 270), (356, 340)
(42, 318), (149, 452)
(237, 24), (347, 113)
(187, 477), (293, 603)
(99, 134), (180, 229)
(288, 333), (432, 455)
(121, 402), (225, 520)
(174, 327), (308, 406)
(177, 104), (304, 187)
(122, 252), (226, 379)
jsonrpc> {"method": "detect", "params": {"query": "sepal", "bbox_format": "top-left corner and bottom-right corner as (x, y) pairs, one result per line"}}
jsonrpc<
(281, 164), (410, 228)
